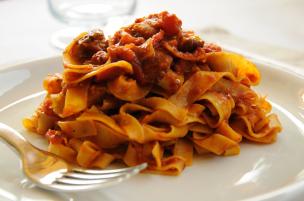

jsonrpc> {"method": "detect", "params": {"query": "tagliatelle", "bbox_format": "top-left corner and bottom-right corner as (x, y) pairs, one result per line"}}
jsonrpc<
(23, 11), (282, 175)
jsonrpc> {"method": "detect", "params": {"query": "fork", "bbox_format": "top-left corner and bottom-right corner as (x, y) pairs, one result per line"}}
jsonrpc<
(0, 122), (147, 191)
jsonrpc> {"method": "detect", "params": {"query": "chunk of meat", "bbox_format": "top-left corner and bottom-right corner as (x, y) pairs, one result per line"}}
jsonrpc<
(130, 13), (163, 38)
(86, 50), (108, 65)
(141, 49), (173, 83)
(130, 22), (159, 38)
(178, 31), (204, 52)
(161, 11), (182, 36)
(76, 30), (108, 62)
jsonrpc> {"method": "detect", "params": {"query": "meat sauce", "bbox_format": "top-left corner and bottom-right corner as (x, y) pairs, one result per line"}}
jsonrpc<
(72, 11), (221, 94)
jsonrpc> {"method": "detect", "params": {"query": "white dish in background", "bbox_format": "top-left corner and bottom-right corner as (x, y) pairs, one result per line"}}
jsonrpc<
(0, 56), (304, 201)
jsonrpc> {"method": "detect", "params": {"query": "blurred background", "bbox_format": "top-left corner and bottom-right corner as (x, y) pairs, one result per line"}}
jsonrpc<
(0, 0), (303, 70)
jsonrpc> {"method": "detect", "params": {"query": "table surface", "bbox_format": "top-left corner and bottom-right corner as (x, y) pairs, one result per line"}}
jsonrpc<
(0, 1), (303, 201)
(0, 0), (303, 70)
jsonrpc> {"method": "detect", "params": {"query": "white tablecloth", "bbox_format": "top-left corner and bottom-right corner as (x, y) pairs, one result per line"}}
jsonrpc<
(0, 1), (303, 201)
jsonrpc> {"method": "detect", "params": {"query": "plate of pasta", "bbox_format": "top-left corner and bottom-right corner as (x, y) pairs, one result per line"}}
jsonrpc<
(0, 11), (304, 201)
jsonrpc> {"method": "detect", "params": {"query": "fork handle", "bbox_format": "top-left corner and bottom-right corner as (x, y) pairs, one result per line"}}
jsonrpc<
(0, 122), (33, 156)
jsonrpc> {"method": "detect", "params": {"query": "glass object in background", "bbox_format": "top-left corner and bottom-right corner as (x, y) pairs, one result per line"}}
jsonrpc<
(48, 0), (137, 49)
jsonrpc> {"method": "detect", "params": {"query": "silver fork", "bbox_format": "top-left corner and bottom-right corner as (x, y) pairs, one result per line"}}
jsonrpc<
(0, 123), (147, 191)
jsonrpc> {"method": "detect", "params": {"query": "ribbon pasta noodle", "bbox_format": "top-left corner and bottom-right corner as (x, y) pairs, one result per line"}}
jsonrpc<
(23, 12), (282, 175)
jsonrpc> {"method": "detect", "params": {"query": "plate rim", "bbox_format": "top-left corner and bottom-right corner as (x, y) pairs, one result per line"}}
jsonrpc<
(0, 54), (304, 201)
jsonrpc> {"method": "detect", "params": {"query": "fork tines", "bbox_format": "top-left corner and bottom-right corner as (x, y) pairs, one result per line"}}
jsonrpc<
(53, 163), (147, 189)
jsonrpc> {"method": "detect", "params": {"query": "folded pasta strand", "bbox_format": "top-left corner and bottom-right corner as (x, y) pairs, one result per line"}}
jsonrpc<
(23, 11), (281, 175)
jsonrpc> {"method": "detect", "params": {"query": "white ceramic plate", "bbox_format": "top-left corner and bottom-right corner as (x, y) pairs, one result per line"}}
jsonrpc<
(0, 56), (304, 201)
